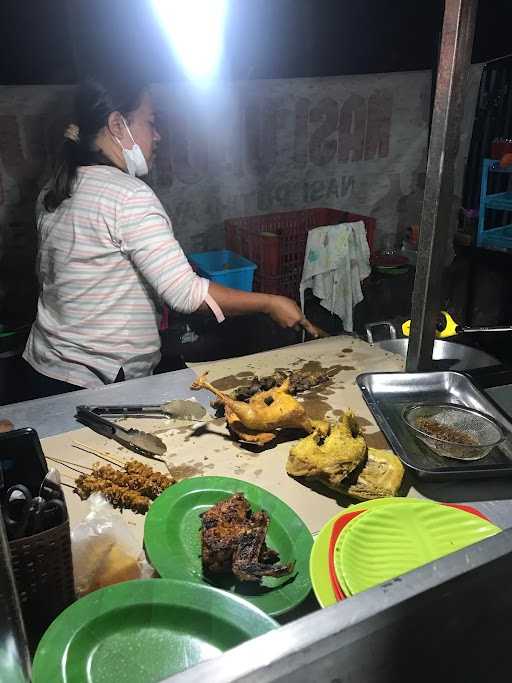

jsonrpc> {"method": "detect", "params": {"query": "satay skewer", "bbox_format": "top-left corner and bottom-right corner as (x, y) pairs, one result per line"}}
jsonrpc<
(60, 481), (76, 490)
(46, 457), (91, 475)
(46, 455), (94, 472)
(71, 440), (125, 466)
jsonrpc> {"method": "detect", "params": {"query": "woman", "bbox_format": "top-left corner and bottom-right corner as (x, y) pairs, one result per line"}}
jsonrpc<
(23, 77), (315, 398)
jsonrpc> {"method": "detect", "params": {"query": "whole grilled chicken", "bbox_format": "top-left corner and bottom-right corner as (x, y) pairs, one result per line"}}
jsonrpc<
(286, 411), (367, 489)
(287, 413), (404, 499)
(191, 372), (314, 433)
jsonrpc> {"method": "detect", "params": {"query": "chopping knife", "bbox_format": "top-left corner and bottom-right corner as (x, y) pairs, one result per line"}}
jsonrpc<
(75, 406), (167, 458)
(307, 323), (330, 339)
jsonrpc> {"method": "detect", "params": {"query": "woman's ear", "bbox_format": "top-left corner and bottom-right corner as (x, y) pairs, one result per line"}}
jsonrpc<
(106, 111), (126, 141)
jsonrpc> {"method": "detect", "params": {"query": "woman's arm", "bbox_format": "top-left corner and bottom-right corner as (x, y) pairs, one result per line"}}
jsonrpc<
(204, 282), (319, 337)
(118, 186), (210, 313)
(118, 186), (317, 336)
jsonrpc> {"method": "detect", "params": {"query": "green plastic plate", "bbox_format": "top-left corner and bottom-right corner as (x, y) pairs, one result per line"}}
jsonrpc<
(144, 476), (313, 616)
(309, 497), (411, 607)
(32, 579), (277, 683)
(334, 500), (501, 596)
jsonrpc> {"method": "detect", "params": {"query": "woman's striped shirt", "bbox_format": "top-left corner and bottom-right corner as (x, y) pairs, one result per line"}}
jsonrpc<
(23, 165), (209, 388)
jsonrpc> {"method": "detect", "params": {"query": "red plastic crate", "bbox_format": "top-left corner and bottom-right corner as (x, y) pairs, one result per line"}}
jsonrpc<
(225, 208), (376, 300)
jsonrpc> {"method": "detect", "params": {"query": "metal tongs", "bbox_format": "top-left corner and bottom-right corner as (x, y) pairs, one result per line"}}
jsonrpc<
(75, 406), (167, 458)
(75, 400), (208, 459)
(84, 400), (208, 421)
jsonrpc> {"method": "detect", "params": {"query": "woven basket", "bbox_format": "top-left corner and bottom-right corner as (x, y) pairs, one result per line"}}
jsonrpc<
(9, 520), (75, 654)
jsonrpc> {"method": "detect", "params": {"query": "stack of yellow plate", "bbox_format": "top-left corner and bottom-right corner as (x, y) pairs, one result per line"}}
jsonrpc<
(310, 498), (501, 607)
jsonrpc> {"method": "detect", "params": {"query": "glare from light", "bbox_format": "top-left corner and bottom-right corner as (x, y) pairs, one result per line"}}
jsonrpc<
(152, 0), (228, 84)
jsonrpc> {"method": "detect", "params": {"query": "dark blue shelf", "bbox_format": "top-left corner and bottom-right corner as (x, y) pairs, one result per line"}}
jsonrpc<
(484, 192), (512, 211)
(478, 159), (512, 251)
(488, 160), (512, 173)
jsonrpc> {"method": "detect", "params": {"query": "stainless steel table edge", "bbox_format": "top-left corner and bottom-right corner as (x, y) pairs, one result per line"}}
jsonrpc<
(0, 368), (213, 438)
(356, 370), (409, 460)
(166, 528), (512, 683)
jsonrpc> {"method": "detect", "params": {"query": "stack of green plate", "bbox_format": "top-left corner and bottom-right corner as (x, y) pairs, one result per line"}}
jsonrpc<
(310, 498), (501, 607)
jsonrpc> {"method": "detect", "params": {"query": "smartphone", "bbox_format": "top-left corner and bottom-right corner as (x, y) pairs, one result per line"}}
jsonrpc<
(0, 428), (48, 495)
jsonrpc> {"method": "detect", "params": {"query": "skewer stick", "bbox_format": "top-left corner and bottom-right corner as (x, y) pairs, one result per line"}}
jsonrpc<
(46, 455), (94, 472)
(46, 457), (88, 475)
(71, 441), (124, 467)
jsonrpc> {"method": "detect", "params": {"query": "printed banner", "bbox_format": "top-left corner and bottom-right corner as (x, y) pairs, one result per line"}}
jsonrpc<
(0, 68), (481, 318)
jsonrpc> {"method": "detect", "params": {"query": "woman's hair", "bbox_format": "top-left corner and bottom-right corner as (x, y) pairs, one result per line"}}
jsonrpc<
(43, 76), (147, 212)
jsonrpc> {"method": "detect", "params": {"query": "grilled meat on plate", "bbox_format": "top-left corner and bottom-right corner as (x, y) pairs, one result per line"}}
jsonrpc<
(201, 493), (293, 582)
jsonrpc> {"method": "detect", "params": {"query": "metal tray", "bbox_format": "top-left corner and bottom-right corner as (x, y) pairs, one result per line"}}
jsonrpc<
(357, 371), (512, 480)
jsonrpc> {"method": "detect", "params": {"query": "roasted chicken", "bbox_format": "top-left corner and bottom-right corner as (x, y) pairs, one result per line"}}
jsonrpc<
(224, 407), (276, 445)
(286, 412), (367, 489)
(287, 414), (404, 499)
(192, 372), (314, 435)
(201, 493), (293, 582)
(343, 447), (405, 500)
(212, 368), (331, 413)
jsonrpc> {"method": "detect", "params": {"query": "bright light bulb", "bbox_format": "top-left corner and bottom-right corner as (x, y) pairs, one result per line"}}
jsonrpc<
(152, 0), (228, 83)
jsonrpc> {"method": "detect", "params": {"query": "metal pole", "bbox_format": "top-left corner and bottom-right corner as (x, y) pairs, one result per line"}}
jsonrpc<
(406, 0), (478, 371)
(0, 517), (31, 681)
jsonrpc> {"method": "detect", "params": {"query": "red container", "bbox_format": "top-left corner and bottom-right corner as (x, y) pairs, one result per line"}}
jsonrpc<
(491, 140), (512, 160)
(225, 208), (376, 300)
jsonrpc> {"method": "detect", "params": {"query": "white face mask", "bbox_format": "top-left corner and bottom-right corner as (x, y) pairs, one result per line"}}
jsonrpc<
(114, 118), (148, 177)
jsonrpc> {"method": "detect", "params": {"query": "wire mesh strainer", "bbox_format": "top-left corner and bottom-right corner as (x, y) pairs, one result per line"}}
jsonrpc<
(402, 403), (504, 461)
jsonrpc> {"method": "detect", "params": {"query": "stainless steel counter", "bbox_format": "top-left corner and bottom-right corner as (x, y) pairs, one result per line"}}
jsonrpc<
(3, 364), (512, 683)
(3, 363), (512, 528)
(3, 366), (512, 530)
(0, 368), (212, 438)
(169, 528), (512, 682)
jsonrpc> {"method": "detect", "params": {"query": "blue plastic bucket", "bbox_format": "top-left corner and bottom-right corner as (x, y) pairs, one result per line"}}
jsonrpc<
(188, 250), (257, 292)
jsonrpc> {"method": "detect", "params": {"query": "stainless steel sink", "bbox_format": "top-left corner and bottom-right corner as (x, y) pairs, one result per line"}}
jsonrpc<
(365, 322), (498, 371)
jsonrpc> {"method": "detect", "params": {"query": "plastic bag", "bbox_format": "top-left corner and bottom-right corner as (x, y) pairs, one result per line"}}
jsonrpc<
(71, 493), (153, 597)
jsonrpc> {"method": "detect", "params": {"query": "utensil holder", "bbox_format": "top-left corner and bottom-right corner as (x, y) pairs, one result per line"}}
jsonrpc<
(9, 520), (75, 654)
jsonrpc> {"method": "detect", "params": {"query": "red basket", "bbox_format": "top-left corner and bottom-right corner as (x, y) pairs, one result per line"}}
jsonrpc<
(225, 208), (376, 300)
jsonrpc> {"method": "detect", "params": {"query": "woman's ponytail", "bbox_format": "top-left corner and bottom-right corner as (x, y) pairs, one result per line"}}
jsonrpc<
(42, 77), (147, 213)
(43, 135), (82, 212)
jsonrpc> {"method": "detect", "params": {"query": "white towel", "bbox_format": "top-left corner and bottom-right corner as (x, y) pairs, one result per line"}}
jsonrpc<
(299, 221), (371, 332)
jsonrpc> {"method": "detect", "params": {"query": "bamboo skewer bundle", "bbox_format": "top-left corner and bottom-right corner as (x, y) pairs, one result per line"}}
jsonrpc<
(72, 441), (125, 466)
(47, 448), (175, 515)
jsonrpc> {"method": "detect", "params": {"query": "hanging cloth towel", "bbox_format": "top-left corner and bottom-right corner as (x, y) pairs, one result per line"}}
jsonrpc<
(299, 221), (371, 333)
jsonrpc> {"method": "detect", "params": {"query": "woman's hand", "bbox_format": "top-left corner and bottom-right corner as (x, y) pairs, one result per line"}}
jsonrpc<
(265, 295), (318, 337)
(204, 283), (319, 337)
